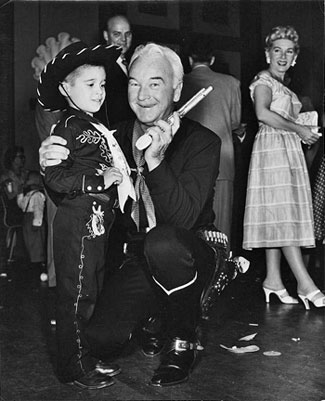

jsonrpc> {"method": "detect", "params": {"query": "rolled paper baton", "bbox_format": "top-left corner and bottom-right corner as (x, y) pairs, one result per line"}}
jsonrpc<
(135, 85), (214, 150)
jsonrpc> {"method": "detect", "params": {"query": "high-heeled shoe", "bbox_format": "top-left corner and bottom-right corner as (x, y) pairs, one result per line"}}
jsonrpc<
(298, 290), (325, 310)
(263, 287), (299, 304)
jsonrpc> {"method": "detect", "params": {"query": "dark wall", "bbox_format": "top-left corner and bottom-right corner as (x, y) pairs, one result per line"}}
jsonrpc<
(260, 1), (324, 120)
(0, 0), (323, 172)
(0, 2), (14, 175)
(12, 1), (100, 171)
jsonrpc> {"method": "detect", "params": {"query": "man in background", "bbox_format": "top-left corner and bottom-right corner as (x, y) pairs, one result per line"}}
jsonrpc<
(179, 37), (241, 247)
(99, 14), (135, 125)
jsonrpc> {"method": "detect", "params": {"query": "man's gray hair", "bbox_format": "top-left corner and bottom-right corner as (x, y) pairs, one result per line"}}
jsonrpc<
(129, 43), (184, 88)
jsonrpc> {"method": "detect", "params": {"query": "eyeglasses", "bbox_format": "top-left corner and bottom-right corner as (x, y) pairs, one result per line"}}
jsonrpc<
(15, 154), (25, 160)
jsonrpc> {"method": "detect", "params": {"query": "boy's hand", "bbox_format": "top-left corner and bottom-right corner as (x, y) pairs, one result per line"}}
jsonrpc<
(103, 167), (123, 189)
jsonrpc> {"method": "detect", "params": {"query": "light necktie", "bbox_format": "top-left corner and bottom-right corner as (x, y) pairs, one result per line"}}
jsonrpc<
(91, 122), (136, 212)
(131, 121), (156, 231)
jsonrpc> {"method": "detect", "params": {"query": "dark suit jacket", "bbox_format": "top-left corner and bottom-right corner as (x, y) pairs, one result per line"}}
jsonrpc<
(112, 117), (221, 232)
(96, 60), (135, 126)
(180, 66), (241, 181)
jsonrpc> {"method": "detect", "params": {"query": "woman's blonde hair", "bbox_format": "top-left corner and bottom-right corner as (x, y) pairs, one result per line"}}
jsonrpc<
(265, 26), (300, 54)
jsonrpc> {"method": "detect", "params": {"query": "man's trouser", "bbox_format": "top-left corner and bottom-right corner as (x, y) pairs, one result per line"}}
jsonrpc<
(86, 224), (215, 358)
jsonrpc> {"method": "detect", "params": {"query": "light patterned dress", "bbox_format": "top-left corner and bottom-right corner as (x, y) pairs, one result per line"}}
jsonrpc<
(243, 73), (315, 250)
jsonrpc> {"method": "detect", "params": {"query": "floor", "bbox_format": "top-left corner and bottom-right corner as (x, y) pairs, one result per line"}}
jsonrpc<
(0, 241), (324, 401)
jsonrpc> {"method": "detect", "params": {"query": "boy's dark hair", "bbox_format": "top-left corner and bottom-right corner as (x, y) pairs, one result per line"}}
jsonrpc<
(63, 63), (105, 86)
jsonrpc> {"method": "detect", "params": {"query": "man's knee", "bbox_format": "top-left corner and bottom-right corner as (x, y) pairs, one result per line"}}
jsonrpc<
(144, 225), (177, 257)
(144, 225), (195, 260)
(144, 225), (199, 291)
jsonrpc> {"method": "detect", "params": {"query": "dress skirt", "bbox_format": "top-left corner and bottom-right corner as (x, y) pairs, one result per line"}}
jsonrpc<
(243, 124), (315, 250)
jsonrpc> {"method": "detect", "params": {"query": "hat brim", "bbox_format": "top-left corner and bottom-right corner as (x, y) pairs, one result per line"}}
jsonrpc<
(37, 41), (122, 112)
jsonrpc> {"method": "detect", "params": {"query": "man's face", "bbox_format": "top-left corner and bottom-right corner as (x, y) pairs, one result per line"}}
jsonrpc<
(104, 17), (132, 55)
(128, 54), (181, 127)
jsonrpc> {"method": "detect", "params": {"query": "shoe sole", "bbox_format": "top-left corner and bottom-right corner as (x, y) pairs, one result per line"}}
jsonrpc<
(150, 376), (189, 387)
(70, 379), (115, 390)
(149, 356), (197, 387)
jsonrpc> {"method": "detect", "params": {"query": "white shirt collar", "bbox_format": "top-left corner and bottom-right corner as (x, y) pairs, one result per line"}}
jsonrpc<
(192, 64), (210, 70)
(117, 56), (128, 76)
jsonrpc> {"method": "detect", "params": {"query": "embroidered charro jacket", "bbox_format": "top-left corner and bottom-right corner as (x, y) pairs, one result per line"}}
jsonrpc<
(44, 108), (116, 204)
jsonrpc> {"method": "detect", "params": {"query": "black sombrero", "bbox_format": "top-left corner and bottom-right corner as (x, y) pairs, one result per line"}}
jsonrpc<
(37, 41), (122, 112)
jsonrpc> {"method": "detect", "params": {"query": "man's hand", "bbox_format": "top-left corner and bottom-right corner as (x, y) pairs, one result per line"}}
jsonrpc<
(144, 112), (180, 171)
(39, 135), (69, 171)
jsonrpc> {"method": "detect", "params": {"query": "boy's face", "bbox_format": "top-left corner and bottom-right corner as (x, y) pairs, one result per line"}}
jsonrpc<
(62, 65), (106, 115)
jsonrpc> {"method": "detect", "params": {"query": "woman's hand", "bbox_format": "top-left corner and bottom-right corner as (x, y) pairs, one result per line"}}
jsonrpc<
(103, 167), (123, 189)
(144, 112), (180, 171)
(39, 135), (69, 171)
(296, 125), (321, 146)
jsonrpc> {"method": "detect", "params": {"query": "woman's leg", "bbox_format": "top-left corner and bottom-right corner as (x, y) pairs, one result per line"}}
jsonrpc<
(282, 246), (323, 298)
(263, 248), (283, 289)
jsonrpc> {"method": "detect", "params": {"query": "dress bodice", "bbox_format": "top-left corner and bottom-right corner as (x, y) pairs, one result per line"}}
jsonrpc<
(249, 73), (302, 122)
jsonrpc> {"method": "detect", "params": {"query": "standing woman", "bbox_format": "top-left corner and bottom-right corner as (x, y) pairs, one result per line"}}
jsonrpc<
(243, 26), (325, 309)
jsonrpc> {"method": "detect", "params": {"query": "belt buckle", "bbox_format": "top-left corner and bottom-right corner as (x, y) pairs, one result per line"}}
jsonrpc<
(174, 339), (204, 352)
(174, 339), (188, 352)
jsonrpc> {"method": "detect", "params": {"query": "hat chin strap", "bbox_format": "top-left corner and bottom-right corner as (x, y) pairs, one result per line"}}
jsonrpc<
(59, 82), (85, 114)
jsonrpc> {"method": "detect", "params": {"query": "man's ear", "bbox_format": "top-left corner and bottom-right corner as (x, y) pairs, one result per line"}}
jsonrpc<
(103, 30), (109, 44)
(173, 81), (183, 103)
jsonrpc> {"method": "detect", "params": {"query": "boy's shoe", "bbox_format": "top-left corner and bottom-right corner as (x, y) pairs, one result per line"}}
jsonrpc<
(70, 368), (115, 390)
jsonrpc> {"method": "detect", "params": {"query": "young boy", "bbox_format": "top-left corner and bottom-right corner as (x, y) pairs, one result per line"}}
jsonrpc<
(37, 41), (135, 389)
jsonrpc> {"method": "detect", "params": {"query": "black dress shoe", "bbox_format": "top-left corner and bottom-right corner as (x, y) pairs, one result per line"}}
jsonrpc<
(142, 334), (165, 357)
(95, 360), (121, 376)
(150, 338), (203, 387)
(141, 317), (166, 357)
(71, 368), (115, 390)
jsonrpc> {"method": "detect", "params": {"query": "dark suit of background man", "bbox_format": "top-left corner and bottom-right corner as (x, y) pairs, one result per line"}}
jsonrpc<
(99, 14), (135, 126)
(179, 37), (241, 247)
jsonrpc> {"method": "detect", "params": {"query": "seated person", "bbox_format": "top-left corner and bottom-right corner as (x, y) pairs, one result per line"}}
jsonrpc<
(0, 146), (28, 199)
(17, 170), (46, 267)
(0, 146), (27, 226)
